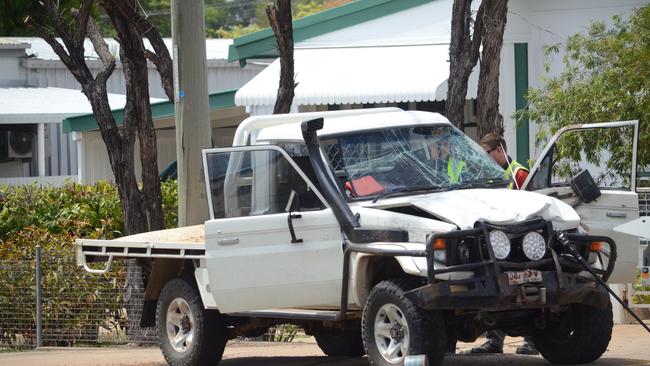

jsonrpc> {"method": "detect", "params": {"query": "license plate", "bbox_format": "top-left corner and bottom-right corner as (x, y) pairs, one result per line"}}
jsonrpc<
(506, 269), (542, 285)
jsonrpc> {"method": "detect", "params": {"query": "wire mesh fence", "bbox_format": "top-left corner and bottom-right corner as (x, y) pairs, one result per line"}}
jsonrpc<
(0, 248), (157, 350)
(0, 257), (36, 349)
(0, 248), (305, 351)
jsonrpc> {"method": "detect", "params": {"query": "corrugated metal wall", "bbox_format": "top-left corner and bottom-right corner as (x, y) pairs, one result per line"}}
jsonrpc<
(23, 59), (264, 99)
(80, 129), (177, 184)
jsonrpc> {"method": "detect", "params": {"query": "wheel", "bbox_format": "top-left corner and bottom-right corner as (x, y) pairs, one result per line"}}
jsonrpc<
(156, 278), (228, 366)
(362, 279), (447, 366)
(445, 336), (458, 354)
(314, 327), (365, 357)
(532, 300), (613, 364)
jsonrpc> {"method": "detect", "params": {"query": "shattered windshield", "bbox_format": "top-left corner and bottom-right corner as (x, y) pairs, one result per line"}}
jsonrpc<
(322, 124), (506, 199)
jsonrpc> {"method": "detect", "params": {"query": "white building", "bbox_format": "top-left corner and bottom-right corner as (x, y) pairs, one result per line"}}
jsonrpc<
(0, 37), (262, 184)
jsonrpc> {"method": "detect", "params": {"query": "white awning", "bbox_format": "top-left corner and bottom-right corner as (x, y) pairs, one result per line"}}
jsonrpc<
(235, 44), (479, 108)
(0, 87), (161, 124)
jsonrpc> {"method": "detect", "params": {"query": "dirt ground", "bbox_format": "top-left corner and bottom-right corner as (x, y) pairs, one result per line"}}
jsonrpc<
(1, 324), (648, 366)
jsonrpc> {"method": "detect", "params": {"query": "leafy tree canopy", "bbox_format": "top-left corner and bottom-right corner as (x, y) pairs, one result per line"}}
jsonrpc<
(522, 4), (650, 183)
(1, 0), (351, 38)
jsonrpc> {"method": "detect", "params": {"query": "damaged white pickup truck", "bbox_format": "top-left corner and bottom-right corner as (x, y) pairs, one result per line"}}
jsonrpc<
(77, 109), (640, 366)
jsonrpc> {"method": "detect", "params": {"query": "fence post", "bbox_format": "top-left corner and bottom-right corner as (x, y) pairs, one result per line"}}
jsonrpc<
(35, 244), (42, 348)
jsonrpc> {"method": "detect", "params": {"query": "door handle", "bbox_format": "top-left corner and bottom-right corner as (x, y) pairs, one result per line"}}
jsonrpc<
(217, 237), (239, 245)
(287, 213), (303, 244)
(606, 211), (627, 218)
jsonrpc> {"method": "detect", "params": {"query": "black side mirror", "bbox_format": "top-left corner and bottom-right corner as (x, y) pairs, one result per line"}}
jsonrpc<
(570, 169), (601, 203)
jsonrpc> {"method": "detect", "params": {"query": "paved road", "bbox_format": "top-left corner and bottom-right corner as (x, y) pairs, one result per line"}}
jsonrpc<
(1, 325), (648, 366)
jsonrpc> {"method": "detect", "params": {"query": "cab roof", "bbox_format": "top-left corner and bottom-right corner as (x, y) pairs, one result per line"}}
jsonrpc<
(254, 110), (451, 144)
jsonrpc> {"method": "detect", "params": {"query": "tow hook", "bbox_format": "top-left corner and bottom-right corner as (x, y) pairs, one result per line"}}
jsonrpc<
(517, 285), (546, 304)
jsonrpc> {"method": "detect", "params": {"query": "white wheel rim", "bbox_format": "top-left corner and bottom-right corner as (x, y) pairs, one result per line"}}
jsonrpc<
(166, 297), (195, 353)
(374, 303), (410, 364)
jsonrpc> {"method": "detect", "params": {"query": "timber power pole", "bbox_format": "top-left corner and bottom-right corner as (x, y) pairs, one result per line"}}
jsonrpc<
(171, 0), (211, 226)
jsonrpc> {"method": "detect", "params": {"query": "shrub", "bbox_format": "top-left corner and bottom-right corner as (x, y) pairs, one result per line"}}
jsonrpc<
(0, 180), (178, 347)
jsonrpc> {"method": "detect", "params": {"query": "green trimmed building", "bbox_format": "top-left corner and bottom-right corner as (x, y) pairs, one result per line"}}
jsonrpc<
(228, 0), (646, 168)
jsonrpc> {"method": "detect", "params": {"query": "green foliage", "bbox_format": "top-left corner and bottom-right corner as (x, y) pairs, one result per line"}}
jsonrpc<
(0, 180), (178, 347)
(160, 179), (178, 229)
(0, 181), (122, 242)
(520, 5), (650, 180)
(4, 0), (352, 39)
(211, 23), (262, 39)
(632, 270), (650, 305)
(0, 180), (179, 243)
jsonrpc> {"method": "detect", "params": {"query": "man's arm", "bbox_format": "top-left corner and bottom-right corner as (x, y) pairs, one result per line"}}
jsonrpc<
(515, 169), (529, 190)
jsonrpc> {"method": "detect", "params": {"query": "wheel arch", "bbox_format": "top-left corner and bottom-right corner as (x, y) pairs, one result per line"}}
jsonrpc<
(141, 259), (194, 327)
(353, 254), (423, 306)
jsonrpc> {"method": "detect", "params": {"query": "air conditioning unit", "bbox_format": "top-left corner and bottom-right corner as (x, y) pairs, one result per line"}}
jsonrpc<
(7, 130), (33, 159)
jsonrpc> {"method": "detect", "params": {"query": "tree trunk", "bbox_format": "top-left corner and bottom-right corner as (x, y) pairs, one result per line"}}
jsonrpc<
(28, 0), (169, 343)
(267, 0), (296, 114)
(445, 0), (484, 130)
(104, 2), (165, 232)
(82, 81), (148, 236)
(476, 0), (508, 138)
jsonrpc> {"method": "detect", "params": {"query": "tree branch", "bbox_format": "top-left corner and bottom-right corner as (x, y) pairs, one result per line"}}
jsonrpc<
(74, 0), (94, 47)
(109, 0), (174, 101)
(267, 0), (296, 114)
(469, 1), (485, 63)
(24, 3), (93, 86)
(86, 16), (116, 85)
(24, 16), (74, 67)
(43, 0), (85, 62)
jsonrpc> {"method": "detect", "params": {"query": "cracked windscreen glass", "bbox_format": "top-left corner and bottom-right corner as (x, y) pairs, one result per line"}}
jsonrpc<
(321, 124), (506, 198)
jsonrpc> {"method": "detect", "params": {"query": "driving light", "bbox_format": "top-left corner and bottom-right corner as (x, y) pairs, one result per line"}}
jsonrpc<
(489, 230), (511, 260)
(522, 232), (546, 260)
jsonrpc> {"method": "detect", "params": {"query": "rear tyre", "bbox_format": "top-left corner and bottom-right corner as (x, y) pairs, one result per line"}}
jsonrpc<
(157, 278), (228, 366)
(314, 327), (365, 357)
(362, 279), (447, 366)
(532, 300), (613, 364)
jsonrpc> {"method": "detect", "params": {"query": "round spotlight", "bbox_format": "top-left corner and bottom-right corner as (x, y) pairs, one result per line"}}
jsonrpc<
(489, 230), (511, 260)
(522, 232), (547, 260)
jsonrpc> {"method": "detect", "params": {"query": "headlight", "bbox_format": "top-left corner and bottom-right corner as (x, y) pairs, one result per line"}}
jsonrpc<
(522, 232), (546, 260)
(489, 230), (511, 260)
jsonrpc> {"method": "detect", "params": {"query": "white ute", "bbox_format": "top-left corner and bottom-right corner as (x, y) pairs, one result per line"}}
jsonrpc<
(77, 109), (639, 366)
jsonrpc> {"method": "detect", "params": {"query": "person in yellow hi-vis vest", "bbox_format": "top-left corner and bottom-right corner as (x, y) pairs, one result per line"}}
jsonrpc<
(428, 136), (466, 184)
(463, 132), (537, 356)
(480, 132), (529, 189)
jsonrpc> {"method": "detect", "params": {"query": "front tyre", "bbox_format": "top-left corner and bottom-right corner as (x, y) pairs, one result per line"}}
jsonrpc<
(533, 300), (613, 364)
(157, 278), (228, 366)
(362, 279), (447, 366)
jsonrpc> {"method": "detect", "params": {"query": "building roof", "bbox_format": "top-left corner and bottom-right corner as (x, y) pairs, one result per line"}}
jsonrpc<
(3, 37), (233, 61)
(227, 0), (431, 64)
(0, 38), (30, 49)
(63, 88), (238, 133)
(0, 87), (146, 125)
(235, 44), (478, 107)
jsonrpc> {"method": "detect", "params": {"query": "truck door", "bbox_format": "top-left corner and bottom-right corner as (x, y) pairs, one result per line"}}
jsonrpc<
(201, 146), (343, 313)
(523, 120), (640, 283)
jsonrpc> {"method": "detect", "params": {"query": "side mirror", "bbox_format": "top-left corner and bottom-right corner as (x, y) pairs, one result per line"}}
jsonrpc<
(570, 169), (601, 203)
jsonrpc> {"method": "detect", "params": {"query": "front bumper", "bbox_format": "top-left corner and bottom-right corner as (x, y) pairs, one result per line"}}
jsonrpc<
(408, 220), (616, 311)
(405, 270), (609, 311)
